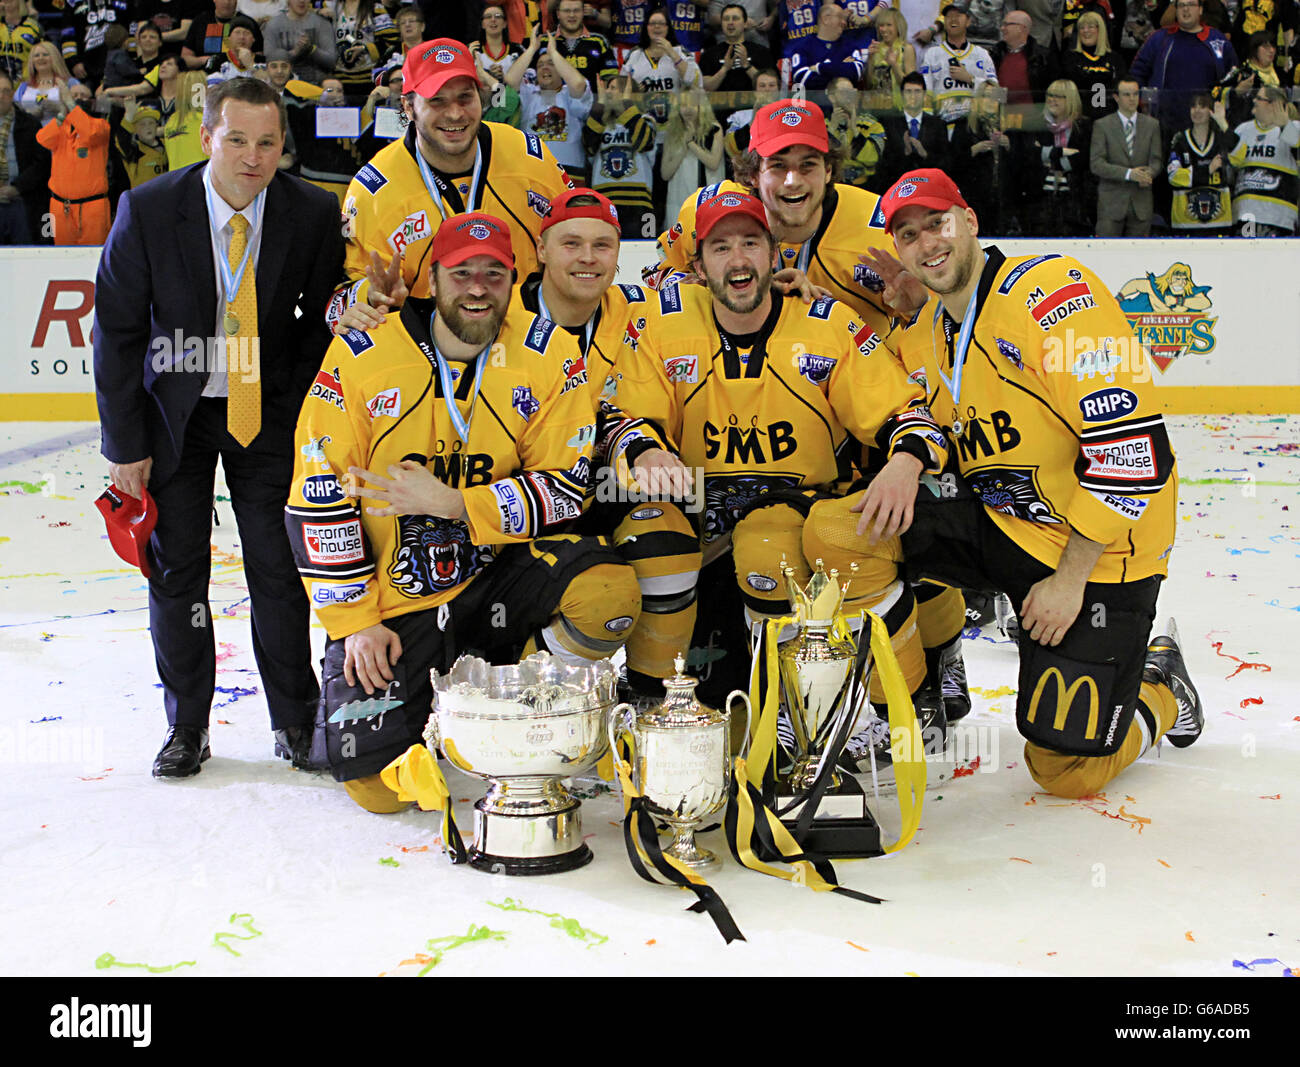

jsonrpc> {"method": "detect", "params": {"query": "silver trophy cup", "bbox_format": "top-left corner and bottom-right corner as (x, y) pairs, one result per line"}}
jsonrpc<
(609, 657), (752, 867)
(425, 652), (617, 875)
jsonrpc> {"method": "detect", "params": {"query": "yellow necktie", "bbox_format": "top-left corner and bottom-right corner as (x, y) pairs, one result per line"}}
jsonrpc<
(225, 213), (261, 447)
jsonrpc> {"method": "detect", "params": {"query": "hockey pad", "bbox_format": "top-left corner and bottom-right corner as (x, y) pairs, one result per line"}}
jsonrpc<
(1014, 608), (1146, 758)
(315, 645), (424, 782)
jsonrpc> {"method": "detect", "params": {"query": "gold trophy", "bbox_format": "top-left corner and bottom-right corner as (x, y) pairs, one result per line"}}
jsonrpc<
(774, 560), (882, 857)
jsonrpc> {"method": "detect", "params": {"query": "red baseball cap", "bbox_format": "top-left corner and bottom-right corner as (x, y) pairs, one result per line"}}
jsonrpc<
(95, 485), (157, 577)
(402, 38), (479, 98)
(749, 98), (830, 157)
(430, 212), (514, 268)
(694, 190), (769, 245)
(881, 169), (971, 233)
(539, 188), (621, 236)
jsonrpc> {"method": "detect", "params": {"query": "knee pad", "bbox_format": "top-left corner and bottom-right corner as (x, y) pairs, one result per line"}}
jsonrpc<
(732, 502), (807, 621)
(865, 585), (925, 702)
(548, 561), (642, 661)
(914, 582), (966, 648)
(612, 502), (702, 615)
(802, 496), (902, 613)
(342, 773), (410, 814)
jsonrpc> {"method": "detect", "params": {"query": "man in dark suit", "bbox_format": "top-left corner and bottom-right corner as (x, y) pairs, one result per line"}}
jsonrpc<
(878, 72), (950, 192)
(94, 77), (345, 778)
(1090, 77), (1163, 236)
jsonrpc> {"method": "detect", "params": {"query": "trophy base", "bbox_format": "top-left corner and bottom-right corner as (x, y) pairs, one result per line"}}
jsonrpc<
(469, 798), (592, 876)
(775, 778), (884, 859)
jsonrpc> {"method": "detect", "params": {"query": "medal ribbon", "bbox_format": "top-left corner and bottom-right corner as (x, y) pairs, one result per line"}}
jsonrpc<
(204, 174), (263, 317)
(415, 136), (485, 222)
(430, 312), (493, 444)
(933, 252), (987, 409)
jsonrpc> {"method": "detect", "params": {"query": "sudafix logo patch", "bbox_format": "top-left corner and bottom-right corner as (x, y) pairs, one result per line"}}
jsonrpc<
(1082, 435), (1155, 481)
(664, 354), (699, 384)
(366, 388), (401, 420)
(303, 520), (365, 565)
(854, 323), (881, 356)
(309, 366), (345, 410)
(1079, 387), (1139, 423)
(1029, 281), (1096, 330)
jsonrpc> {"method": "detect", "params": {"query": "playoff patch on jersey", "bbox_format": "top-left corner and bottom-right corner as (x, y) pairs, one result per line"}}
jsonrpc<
(388, 515), (493, 597)
(853, 262), (885, 292)
(512, 386), (540, 421)
(796, 353), (836, 384)
(995, 338), (1023, 370)
(966, 466), (1063, 525)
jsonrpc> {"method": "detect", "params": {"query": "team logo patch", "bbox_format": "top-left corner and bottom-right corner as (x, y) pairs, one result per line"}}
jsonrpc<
(309, 366), (345, 410)
(995, 338), (1023, 369)
(746, 572), (778, 592)
(853, 263), (885, 292)
(388, 210), (430, 256)
(433, 48), (456, 63)
(512, 386), (540, 421)
(1079, 387), (1139, 423)
(468, 223), (491, 241)
(967, 467), (1063, 524)
(302, 474), (345, 505)
(366, 388), (401, 420)
(1116, 262), (1218, 372)
(340, 328), (374, 357)
(896, 182), (917, 199)
(303, 519), (365, 565)
(796, 353), (836, 384)
(702, 474), (800, 544)
(719, 193), (744, 207)
(389, 516), (493, 597)
(664, 354), (699, 384)
(600, 147), (633, 180)
(629, 507), (663, 520)
(1082, 435), (1156, 482)
(605, 616), (634, 633)
(771, 104), (809, 127)
(301, 435), (331, 463)
(354, 164), (387, 194)
(311, 581), (368, 606)
(527, 190), (551, 218)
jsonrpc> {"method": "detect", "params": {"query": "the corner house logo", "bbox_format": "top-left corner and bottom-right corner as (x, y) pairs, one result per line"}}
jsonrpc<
(1115, 262), (1218, 372)
(50, 998), (151, 1047)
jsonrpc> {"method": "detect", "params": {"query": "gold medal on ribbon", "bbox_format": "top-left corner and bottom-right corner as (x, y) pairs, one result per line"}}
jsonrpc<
(224, 311), (240, 335)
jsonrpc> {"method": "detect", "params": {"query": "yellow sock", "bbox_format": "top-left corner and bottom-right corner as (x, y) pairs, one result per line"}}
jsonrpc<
(343, 773), (411, 814)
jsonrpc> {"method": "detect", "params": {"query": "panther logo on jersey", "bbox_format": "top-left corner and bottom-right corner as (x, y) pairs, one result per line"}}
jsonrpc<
(701, 474), (800, 543)
(389, 516), (494, 598)
(600, 148), (634, 180)
(966, 467), (1063, 525)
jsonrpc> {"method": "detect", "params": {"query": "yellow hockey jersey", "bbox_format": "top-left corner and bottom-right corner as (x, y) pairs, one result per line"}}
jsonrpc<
(897, 247), (1177, 583)
(647, 181), (899, 347)
(329, 121), (574, 329)
(610, 285), (946, 544)
(288, 300), (595, 640)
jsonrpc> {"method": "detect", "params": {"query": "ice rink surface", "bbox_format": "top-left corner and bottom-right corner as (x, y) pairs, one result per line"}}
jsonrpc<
(1, 416), (1295, 978)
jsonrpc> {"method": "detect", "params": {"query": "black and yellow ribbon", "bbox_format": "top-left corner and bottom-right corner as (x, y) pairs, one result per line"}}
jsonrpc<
(611, 734), (746, 944)
(380, 744), (468, 864)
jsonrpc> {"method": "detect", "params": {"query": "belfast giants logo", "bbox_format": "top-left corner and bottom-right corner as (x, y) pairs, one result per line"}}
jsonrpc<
(702, 474), (800, 543)
(1115, 263), (1217, 373)
(600, 147), (634, 180)
(389, 516), (493, 597)
(966, 466), (1063, 525)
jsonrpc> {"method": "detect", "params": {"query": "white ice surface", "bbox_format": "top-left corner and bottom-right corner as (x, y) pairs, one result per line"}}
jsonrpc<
(0, 417), (1296, 977)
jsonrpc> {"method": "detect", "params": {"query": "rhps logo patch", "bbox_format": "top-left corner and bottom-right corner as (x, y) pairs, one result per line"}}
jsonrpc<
(1115, 263), (1217, 373)
(1079, 387), (1139, 423)
(302, 474), (345, 504)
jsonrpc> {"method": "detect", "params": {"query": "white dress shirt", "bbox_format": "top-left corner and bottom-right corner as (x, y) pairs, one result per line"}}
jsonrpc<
(202, 163), (266, 398)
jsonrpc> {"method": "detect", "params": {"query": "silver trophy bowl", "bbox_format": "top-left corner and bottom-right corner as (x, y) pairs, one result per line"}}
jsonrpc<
(425, 652), (617, 875)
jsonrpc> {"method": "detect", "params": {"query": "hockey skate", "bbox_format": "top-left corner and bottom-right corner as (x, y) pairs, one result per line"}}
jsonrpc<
(930, 633), (971, 722)
(1144, 619), (1203, 748)
(840, 685), (952, 793)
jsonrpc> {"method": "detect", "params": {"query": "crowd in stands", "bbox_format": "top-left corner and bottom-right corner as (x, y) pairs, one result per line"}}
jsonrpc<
(1, 0), (1298, 246)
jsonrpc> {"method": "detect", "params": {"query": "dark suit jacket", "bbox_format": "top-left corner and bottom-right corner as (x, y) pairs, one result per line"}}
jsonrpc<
(878, 112), (950, 191)
(93, 163), (344, 486)
(1089, 110), (1162, 223)
(10, 106), (51, 240)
